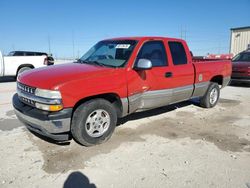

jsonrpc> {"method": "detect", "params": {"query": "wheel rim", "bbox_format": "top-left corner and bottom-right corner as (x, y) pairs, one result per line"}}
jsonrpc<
(85, 109), (110, 138)
(209, 88), (218, 105)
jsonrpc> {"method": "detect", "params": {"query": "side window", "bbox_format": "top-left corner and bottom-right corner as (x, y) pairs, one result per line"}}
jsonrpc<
(26, 52), (34, 56)
(14, 52), (24, 56)
(136, 41), (168, 67)
(168, 42), (187, 65)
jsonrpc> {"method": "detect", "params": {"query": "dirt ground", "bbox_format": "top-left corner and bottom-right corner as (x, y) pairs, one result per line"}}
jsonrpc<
(0, 80), (250, 188)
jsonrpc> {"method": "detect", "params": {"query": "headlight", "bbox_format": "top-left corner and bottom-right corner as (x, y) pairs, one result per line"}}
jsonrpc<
(35, 88), (61, 99)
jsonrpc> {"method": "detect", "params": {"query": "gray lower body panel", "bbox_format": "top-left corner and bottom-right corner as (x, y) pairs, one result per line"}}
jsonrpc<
(222, 76), (231, 87)
(121, 79), (226, 116)
(127, 84), (198, 114)
(192, 82), (209, 98)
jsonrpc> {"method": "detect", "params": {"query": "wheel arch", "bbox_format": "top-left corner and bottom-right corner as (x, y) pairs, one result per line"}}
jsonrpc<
(16, 64), (34, 76)
(210, 75), (223, 86)
(72, 93), (124, 118)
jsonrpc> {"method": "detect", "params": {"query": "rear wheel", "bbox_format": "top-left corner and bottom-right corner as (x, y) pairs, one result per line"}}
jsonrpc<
(200, 82), (220, 108)
(71, 99), (117, 146)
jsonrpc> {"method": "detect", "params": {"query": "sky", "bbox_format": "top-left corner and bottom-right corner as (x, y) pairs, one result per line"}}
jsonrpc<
(0, 0), (250, 58)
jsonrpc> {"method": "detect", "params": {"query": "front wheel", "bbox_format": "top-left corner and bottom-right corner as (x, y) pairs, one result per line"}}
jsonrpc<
(71, 99), (117, 146)
(200, 82), (220, 108)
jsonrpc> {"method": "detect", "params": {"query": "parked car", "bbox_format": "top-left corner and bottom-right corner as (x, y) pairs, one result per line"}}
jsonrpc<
(8, 51), (47, 56)
(12, 37), (232, 146)
(231, 50), (250, 83)
(8, 51), (54, 65)
(0, 50), (53, 77)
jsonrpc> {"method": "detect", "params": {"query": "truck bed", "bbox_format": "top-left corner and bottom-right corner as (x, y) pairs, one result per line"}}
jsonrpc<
(193, 59), (232, 86)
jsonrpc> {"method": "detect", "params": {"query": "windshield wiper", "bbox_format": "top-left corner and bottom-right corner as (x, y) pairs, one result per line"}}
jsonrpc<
(76, 59), (89, 64)
(77, 59), (115, 68)
(87, 60), (106, 67)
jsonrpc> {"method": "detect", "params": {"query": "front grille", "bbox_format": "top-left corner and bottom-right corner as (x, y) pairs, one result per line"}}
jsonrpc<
(17, 82), (36, 95)
(19, 96), (36, 106)
(17, 82), (36, 107)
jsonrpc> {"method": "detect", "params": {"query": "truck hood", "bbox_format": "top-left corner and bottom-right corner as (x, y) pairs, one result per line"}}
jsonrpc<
(18, 63), (115, 89)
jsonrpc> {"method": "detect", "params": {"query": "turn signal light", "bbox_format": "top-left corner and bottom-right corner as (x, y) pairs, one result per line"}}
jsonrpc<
(49, 105), (63, 111)
(35, 103), (63, 112)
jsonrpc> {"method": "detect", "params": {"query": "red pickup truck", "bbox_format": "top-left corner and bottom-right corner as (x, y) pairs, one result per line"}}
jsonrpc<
(13, 37), (232, 146)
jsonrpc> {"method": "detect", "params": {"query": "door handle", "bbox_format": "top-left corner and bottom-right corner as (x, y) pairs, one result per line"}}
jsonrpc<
(165, 72), (173, 78)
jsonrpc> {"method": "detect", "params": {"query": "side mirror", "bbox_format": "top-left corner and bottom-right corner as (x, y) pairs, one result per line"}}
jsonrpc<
(134, 59), (152, 70)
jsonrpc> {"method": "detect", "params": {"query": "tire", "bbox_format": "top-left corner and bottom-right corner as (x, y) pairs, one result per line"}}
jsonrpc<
(200, 82), (220, 108)
(71, 99), (117, 146)
(17, 67), (32, 76)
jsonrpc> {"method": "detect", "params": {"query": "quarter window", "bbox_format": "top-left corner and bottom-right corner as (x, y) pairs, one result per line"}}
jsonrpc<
(169, 42), (187, 65)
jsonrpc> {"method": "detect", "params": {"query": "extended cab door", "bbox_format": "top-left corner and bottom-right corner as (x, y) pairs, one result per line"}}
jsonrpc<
(166, 40), (195, 103)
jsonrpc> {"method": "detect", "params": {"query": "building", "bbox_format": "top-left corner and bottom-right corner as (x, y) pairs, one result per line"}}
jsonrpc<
(230, 26), (250, 56)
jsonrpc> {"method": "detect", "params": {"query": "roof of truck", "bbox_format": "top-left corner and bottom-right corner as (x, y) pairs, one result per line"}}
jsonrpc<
(105, 36), (184, 41)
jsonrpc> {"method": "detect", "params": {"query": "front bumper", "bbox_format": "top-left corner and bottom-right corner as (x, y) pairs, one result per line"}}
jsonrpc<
(13, 93), (72, 141)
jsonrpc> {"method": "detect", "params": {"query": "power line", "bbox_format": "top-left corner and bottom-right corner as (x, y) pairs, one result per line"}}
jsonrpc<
(180, 26), (187, 40)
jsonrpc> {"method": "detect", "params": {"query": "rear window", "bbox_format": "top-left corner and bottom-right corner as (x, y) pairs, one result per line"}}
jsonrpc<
(169, 42), (187, 65)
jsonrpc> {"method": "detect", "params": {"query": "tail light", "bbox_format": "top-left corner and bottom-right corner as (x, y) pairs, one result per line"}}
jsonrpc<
(44, 57), (48, 65)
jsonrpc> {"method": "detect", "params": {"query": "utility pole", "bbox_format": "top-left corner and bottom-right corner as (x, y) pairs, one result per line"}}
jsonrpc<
(218, 40), (221, 54)
(180, 26), (187, 40)
(180, 26), (183, 39)
(72, 31), (75, 59)
(48, 35), (51, 54)
(12, 44), (15, 51)
(77, 49), (80, 59)
(184, 27), (187, 41)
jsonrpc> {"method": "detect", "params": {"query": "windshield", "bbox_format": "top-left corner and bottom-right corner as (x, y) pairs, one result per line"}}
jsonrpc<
(79, 40), (137, 67)
(232, 52), (250, 62)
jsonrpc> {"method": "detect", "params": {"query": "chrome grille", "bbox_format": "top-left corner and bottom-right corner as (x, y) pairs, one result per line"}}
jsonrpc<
(19, 96), (36, 106)
(17, 82), (36, 94)
(17, 82), (36, 107)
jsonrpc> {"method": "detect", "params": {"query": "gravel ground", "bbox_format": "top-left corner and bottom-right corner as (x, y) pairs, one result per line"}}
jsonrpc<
(0, 79), (250, 188)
